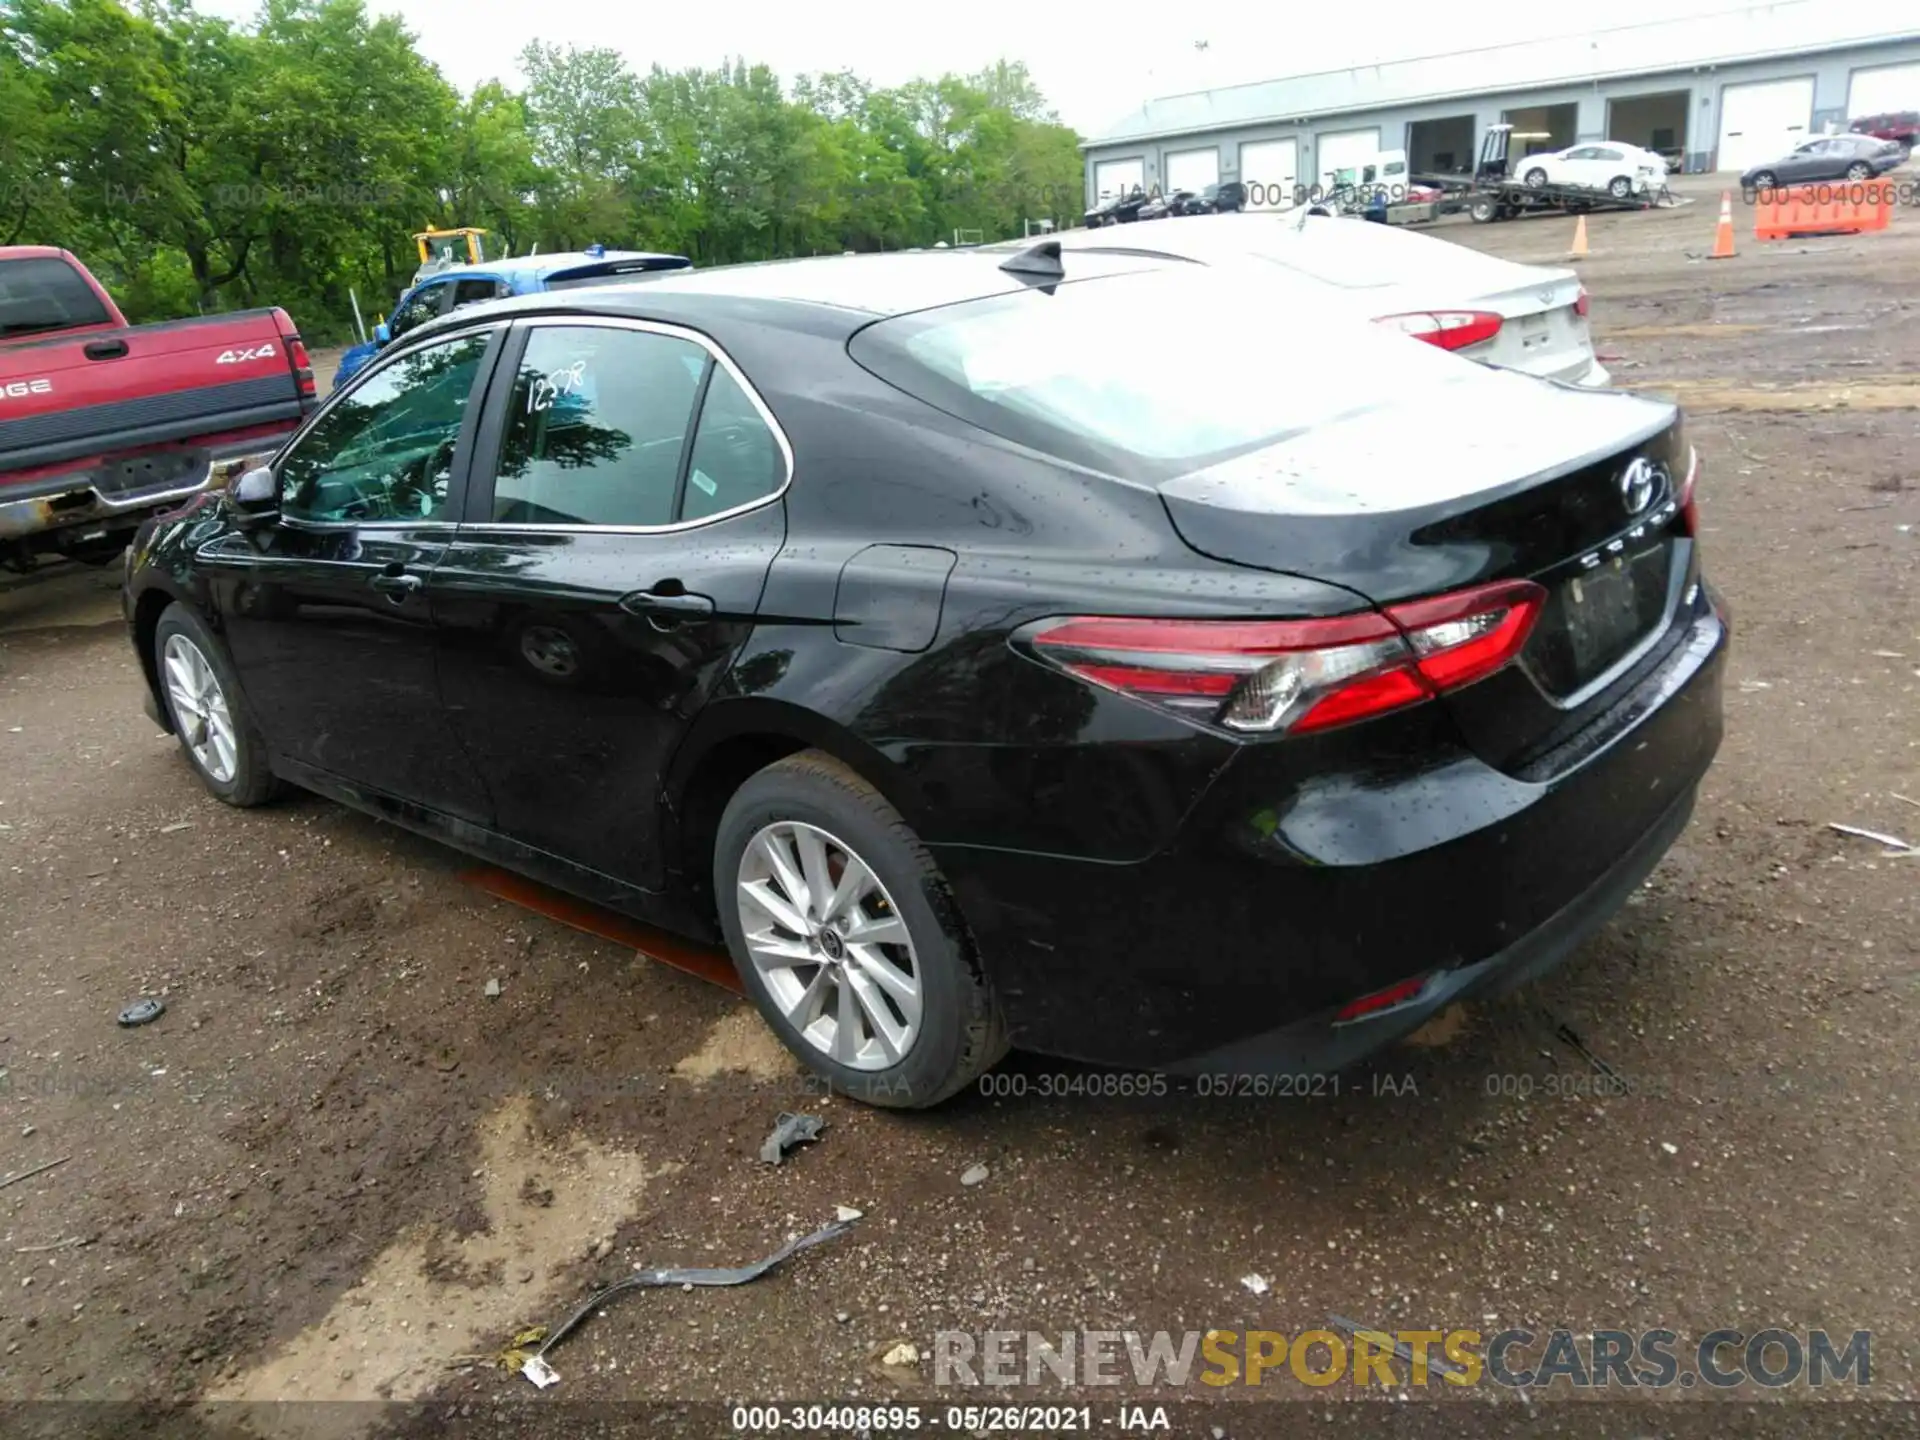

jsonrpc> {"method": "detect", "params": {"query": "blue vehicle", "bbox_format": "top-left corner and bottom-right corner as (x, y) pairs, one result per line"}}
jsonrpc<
(331, 246), (692, 391)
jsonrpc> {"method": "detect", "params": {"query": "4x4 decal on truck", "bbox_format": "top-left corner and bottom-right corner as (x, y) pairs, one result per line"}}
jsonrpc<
(216, 345), (276, 364)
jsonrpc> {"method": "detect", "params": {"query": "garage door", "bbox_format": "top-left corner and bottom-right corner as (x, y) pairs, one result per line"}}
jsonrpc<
(1849, 63), (1920, 120)
(1091, 158), (1145, 207)
(1240, 139), (1298, 209)
(1165, 147), (1220, 195)
(1717, 78), (1813, 172)
(1317, 127), (1382, 188)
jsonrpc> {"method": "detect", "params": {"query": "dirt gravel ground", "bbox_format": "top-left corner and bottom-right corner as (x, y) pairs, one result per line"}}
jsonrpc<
(1, 175), (1917, 1439)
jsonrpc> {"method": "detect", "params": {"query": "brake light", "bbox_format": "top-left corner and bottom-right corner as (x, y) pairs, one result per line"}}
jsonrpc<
(1574, 287), (1590, 318)
(287, 336), (316, 400)
(1676, 445), (1700, 536)
(1374, 310), (1504, 352)
(1335, 972), (1430, 1023)
(272, 307), (316, 401)
(1020, 579), (1545, 737)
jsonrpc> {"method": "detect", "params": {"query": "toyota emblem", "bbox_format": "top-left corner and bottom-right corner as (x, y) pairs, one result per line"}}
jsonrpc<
(1618, 456), (1663, 516)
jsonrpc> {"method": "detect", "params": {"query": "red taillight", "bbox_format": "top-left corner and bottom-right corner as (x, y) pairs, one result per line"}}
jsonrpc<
(1335, 972), (1430, 1023)
(287, 336), (316, 399)
(273, 309), (316, 400)
(1574, 287), (1590, 318)
(1374, 310), (1504, 352)
(1021, 579), (1545, 737)
(1676, 445), (1700, 536)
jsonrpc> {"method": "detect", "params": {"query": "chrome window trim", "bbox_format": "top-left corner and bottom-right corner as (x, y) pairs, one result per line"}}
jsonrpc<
(459, 313), (796, 537)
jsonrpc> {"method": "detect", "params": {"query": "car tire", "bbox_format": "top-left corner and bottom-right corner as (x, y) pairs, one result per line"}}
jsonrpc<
(1750, 170), (1777, 191)
(1608, 175), (1633, 199)
(714, 750), (1008, 1110)
(1469, 196), (1500, 223)
(152, 604), (279, 807)
(1524, 167), (1549, 188)
(1845, 162), (1872, 181)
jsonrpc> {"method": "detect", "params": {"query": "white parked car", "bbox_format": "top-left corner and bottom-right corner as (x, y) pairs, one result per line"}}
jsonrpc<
(1511, 143), (1664, 198)
(1040, 211), (1609, 387)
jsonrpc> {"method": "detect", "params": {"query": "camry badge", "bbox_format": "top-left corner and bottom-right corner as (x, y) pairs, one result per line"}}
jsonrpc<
(1618, 456), (1662, 516)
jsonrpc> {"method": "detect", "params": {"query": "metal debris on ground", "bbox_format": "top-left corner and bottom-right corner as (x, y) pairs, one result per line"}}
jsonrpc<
(117, 998), (165, 1027)
(513, 1216), (856, 1388)
(1890, 794), (1920, 810)
(835, 1204), (863, 1222)
(759, 1111), (825, 1165)
(1827, 822), (1915, 853)
(1538, 1009), (1620, 1080)
(483, 978), (503, 998)
(14, 1236), (88, 1254)
(959, 1162), (990, 1187)
(1327, 1313), (1466, 1380)
(0, 1156), (71, 1192)
(880, 1341), (921, 1367)
(1240, 1274), (1270, 1296)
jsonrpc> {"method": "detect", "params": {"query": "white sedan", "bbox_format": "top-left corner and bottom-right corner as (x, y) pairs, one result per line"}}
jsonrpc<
(1036, 211), (1609, 387)
(1512, 143), (1664, 199)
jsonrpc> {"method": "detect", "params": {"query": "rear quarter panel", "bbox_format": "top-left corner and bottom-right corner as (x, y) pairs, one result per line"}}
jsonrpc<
(677, 323), (1372, 864)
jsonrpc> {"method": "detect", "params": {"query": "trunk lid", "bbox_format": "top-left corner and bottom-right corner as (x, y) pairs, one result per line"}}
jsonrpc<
(1234, 219), (1600, 384)
(1159, 371), (1692, 772)
(1445, 271), (1596, 384)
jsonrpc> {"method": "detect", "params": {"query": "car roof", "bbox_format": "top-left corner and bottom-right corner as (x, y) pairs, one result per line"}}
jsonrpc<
(413, 246), (1181, 336)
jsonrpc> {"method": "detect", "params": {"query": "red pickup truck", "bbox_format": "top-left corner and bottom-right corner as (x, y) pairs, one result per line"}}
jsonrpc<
(0, 246), (316, 570)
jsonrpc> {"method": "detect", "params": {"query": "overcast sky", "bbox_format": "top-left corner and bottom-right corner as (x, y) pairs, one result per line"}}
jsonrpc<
(196, 0), (1773, 135)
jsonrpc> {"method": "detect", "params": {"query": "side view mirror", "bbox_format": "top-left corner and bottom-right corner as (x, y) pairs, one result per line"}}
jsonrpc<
(228, 465), (279, 527)
(374, 321), (391, 344)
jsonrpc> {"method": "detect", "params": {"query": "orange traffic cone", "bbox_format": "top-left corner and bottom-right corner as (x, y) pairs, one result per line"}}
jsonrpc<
(1568, 214), (1589, 259)
(1708, 190), (1736, 259)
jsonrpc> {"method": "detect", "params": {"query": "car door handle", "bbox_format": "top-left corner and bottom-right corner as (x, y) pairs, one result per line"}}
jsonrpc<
(370, 571), (425, 599)
(619, 586), (714, 620)
(84, 338), (130, 361)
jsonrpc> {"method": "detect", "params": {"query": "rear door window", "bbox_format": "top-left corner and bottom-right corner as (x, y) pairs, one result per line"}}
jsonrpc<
(483, 324), (784, 529)
(451, 277), (507, 308)
(681, 365), (785, 522)
(489, 325), (707, 527)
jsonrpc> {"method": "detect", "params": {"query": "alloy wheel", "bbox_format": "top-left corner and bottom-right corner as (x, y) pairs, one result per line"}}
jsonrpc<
(735, 820), (922, 1070)
(162, 633), (238, 784)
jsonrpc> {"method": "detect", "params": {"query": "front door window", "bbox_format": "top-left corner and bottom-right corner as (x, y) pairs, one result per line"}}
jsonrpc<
(279, 333), (490, 524)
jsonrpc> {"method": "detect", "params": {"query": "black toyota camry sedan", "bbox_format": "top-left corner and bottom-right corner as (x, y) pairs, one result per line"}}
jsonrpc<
(123, 242), (1726, 1107)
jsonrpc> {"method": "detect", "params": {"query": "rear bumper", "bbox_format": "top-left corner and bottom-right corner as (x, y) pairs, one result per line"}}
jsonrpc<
(936, 586), (1727, 1071)
(0, 429), (290, 547)
(1172, 783), (1695, 1076)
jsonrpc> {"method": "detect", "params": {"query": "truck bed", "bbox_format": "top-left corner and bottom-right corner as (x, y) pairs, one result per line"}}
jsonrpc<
(0, 251), (316, 564)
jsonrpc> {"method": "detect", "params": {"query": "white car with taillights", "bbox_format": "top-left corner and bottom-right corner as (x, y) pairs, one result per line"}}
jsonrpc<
(1034, 211), (1609, 388)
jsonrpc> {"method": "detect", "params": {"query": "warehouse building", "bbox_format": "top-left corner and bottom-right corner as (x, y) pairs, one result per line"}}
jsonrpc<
(1082, 6), (1920, 210)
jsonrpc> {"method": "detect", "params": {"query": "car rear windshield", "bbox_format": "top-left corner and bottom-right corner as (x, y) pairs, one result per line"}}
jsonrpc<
(849, 265), (1471, 480)
(0, 256), (113, 338)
